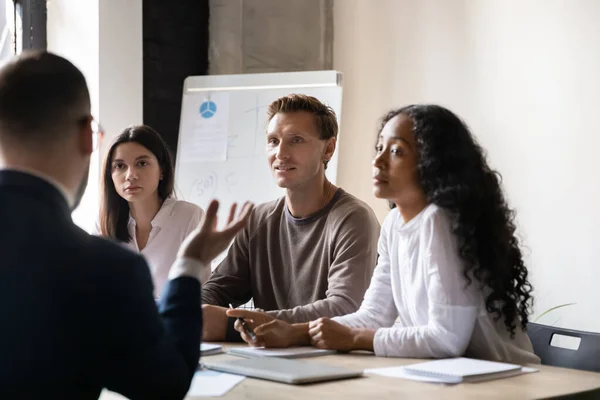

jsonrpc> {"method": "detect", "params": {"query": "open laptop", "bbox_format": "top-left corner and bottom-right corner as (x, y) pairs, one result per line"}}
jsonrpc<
(202, 357), (363, 384)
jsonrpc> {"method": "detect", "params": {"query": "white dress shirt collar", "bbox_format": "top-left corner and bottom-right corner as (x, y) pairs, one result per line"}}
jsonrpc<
(128, 197), (177, 228)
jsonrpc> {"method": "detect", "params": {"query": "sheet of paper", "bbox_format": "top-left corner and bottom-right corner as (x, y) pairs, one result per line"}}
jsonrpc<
(521, 366), (539, 374)
(403, 357), (520, 378)
(200, 343), (223, 356)
(201, 343), (223, 352)
(179, 92), (230, 163)
(364, 366), (538, 384)
(364, 366), (455, 384)
(187, 370), (245, 397)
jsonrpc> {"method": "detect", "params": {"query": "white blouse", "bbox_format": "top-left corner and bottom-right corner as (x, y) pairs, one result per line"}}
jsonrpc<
(96, 198), (203, 298)
(127, 198), (203, 298)
(333, 204), (540, 364)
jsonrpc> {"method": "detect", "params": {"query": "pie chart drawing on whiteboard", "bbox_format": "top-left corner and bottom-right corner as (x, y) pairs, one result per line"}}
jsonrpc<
(200, 101), (217, 118)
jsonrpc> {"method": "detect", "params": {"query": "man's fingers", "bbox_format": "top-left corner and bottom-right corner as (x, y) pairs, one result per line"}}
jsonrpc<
(225, 202), (254, 232)
(308, 317), (327, 329)
(308, 325), (321, 338)
(238, 330), (264, 347)
(249, 338), (265, 348)
(227, 309), (262, 320)
(310, 331), (323, 343)
(241, 201), (254, 219)
(253, 319), (279, 335)
(200, 200), (219, 233)
(234, 201), (254, 226)
(240, 331), (254, 344)
(233, 319), (243, 333)
(226, 203), (238, 226)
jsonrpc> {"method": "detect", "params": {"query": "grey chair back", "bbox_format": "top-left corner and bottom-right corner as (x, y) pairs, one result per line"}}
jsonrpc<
(527, 322), (600, 372)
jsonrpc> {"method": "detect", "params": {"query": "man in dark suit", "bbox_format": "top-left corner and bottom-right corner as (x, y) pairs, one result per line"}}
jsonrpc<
(0, 52), (252, 399)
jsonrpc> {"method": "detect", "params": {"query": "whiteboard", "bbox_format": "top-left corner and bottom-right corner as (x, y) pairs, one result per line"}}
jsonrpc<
(174, 71), (343, 225)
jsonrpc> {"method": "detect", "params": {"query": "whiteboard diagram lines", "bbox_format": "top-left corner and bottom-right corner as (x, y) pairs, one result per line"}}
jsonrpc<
(243, 96), (269, 155)
(189, 171), (218, 204)
(227, 134), (239, 147)
(225, 172), (239, 194)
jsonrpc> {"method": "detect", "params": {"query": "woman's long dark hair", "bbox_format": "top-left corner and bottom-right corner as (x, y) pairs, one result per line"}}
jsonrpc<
(380, 105), (533, 337)
(99, 125), (175, 242)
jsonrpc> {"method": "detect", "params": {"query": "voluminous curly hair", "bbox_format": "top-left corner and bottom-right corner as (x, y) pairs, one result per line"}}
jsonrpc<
(380, 104), (533, 338)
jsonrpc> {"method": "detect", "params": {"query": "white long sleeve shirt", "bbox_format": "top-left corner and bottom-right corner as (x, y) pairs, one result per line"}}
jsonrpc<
(333, 204), (540, 364)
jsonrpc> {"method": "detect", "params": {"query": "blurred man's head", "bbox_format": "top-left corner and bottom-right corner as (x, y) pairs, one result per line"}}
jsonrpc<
(0, 51), (94, 209)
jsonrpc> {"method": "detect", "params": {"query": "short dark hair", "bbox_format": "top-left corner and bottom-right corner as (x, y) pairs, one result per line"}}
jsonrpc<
(266, 94), (338, 140)
(99, 125), (176, 242)
(0, 51), (90, 148)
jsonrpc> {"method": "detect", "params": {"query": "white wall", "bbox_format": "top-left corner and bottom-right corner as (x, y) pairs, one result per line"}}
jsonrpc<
(335, 0), (600, 332)
(47, 0), (143, 232)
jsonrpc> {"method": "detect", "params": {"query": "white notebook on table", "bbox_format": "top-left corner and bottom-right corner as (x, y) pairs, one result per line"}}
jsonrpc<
(402, 357), (527, 383)
(227, 346), (335, 359)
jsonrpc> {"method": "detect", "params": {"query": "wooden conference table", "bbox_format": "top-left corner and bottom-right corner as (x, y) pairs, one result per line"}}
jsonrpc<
(101, 342), (600, 400)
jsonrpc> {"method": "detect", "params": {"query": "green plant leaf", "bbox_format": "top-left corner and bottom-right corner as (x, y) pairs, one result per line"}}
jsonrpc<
(534, 303), (577, 322)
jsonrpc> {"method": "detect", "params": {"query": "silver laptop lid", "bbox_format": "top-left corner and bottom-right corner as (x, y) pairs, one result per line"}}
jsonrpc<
(202, 357), (363, 384)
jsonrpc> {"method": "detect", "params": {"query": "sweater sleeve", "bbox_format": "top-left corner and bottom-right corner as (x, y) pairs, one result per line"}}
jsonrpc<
(371, 209), (481, 358)
(267, 206), (380, 323)
(201, 223), (253, 308)
(332, 213), (398, 329)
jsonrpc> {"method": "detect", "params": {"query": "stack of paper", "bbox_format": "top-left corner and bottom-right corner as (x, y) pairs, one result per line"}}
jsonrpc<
(200, 343), (223, 356)
(365, 357), (538, 384)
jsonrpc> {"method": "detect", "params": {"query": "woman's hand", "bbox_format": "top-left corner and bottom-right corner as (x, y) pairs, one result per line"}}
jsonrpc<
(178, 200), (253, 264)
(308, 318), (375, 352)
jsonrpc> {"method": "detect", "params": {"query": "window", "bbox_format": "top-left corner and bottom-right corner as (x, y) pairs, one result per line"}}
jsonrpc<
(1, 0), (46, 62)
(0, 0), (17, 63)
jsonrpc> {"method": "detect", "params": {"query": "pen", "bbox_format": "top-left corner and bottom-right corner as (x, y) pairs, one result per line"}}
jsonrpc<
(229, 303), (256, 341)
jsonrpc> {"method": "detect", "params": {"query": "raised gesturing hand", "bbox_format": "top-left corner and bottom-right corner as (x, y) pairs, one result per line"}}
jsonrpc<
(178, 200), (253, 264)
